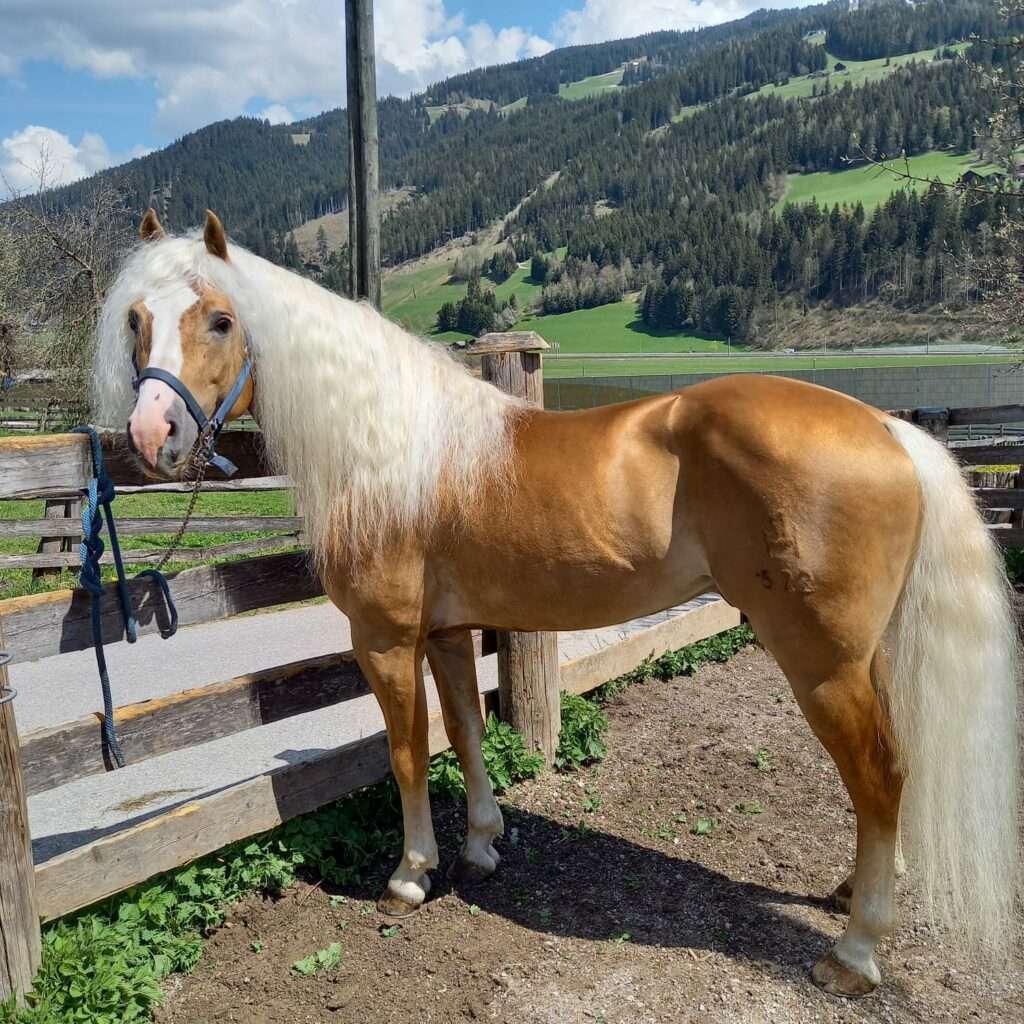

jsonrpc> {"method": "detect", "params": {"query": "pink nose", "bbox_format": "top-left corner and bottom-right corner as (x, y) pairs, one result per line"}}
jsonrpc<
(129, 409), (171, 468)
(129, 380), (175, 467)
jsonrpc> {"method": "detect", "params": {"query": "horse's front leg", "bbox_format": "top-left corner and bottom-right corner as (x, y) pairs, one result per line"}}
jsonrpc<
(427, 629), (504, 881)
(354, 628), (438, 916)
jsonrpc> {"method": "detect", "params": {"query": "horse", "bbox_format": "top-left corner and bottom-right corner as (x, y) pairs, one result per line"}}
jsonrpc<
(92, 209), (1020, 998)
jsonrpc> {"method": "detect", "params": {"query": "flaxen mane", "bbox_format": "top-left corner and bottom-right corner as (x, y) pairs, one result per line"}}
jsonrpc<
(94, 233), (520, 564)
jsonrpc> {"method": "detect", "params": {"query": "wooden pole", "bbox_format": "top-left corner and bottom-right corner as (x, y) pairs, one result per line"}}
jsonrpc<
(32, 498), (79, 580)
(466, 332), (560, 763)
(0, 620), (41, 1005)
(344, 0), (381, 309)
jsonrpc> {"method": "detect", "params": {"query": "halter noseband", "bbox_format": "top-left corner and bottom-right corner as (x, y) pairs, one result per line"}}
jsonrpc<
(132, 353), (253, 477)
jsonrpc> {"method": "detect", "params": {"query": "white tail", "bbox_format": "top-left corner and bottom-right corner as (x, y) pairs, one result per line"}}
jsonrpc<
(884, 416), (1020, 953)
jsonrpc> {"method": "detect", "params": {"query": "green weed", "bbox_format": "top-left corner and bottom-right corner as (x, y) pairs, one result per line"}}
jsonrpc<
(291, 942), (342, 976)
(428, 713), (545, 800)
(555, 693), (609, 771)
(734, 801), (766, 815)
(594, 625), (755, 701)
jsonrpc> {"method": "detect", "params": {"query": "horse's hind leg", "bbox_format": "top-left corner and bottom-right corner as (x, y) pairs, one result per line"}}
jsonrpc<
(780, 649), (903, 996)
(426, 630), (504, 881)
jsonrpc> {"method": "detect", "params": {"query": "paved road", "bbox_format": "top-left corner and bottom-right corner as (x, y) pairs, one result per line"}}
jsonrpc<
(13, 595), (720, 865)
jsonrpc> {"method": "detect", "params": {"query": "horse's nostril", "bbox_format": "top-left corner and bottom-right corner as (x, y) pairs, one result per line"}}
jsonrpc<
(167, 420), (176, 438)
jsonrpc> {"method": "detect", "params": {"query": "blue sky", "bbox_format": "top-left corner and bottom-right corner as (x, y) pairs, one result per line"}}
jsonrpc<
(0, 1), (808, 194)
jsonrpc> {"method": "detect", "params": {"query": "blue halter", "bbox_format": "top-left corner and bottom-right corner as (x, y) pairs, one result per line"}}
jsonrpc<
(132, 353), (253, 477)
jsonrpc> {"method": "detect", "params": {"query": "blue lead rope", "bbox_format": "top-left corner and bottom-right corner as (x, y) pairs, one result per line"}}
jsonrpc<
(72, 426), (179, 768)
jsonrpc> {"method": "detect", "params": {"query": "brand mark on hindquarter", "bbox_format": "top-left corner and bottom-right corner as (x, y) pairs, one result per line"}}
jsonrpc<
(763, 511), (815, 594)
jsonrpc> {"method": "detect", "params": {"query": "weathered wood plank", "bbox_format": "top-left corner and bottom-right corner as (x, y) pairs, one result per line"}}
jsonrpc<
(989, 525), (1024, 547)
(972, 488), (1024, 510)
(0, 620), (41, 1003)
(0, 432), (272, 500)
(950, 444), (1024, 467)
(32, 498), (75, 581)
(0, 516), (304, 539)
(948, 404), (1024, 427)
(99, 431), (269, 486)
(0, 551), (323, 664)
(0, 435), (92, 500)
(0, 534), (301, 571)
(115, 476), (292, 495)
(467, 331), (550, 355)
(20, 633), (484, 797)
(560, 600), (743, 696)
(33, 707), (457, 922)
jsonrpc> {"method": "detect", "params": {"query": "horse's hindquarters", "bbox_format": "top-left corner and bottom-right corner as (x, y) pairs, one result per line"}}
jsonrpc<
(676, 375), (921, 679)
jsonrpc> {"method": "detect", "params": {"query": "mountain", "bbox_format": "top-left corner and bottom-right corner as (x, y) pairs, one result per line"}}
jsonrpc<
(40, 4), (834, 257)
(30, 0), (1019, 344)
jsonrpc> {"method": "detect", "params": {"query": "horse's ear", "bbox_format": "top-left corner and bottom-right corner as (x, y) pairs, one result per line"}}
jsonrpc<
(139, 208), (165, 242)
(203, 210), (229, 261)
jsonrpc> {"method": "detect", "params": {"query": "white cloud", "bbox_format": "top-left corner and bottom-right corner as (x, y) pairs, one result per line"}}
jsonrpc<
(554, 1), (811, 46)
(1, 125), (115, 194)
(257, 103), (295, 125)
(0, 125), (151, 195)
(0, 1), (554, 139)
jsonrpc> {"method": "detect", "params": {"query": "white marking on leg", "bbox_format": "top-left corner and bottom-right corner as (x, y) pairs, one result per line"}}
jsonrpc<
(387, 784), (438, 906)
(831, 830), (896, 986)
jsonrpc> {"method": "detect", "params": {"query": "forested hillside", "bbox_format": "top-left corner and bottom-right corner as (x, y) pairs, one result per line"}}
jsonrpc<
(22, 0), (1022, 344)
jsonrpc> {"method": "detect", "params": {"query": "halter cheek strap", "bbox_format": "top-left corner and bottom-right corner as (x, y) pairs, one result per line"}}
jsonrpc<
(132, 354), (253, 477)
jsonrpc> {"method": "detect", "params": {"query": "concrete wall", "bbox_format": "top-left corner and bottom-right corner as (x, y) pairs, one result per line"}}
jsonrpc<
(544, 362), (1024, 412)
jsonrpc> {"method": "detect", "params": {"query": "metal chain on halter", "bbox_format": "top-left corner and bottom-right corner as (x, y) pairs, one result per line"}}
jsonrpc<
(148, 424), (215, 575)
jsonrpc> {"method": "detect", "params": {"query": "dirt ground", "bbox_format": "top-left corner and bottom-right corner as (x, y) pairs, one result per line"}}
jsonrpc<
(154, 647), (1023, 1024)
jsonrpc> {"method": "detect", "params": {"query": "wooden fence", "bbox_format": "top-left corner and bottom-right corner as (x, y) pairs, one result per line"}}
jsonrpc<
(3, 366), (1024, 1002)
(0, 334), (745, 1004)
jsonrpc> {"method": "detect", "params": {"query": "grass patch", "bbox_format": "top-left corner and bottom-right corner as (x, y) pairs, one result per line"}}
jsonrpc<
(515, 299), (734, 355)
(753, 43), (969, 104)
(558, 68), (624, 101)
(383, 261), (544, 337)
(777, 150), (998, 213)
(0, 489), (296, 601)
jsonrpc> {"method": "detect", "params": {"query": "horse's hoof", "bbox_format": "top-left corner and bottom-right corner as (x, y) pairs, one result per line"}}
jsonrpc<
(377, 876), (429, 917)
(811, 952), (878, 997)
(827, 878), (854, 914)
(449, 851), (497, 884)
(376, 891), (422, 917)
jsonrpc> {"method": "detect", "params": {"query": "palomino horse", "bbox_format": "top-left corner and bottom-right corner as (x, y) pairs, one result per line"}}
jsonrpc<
(94, 210), (1019, 997)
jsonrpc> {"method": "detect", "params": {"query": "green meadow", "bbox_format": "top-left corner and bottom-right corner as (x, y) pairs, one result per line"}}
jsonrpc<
(778, 150), (997, 212)
(514, 299), (732, 354)
(558, 67), (624, 101)
(383, 261), (545, 336)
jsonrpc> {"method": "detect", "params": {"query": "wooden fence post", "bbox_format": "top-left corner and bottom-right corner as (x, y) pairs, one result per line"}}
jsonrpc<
(32, 497), (80, 580)
(0, 619), (41, 1005)
(344, 0), (381, 309)
(467, 332), (560, 763)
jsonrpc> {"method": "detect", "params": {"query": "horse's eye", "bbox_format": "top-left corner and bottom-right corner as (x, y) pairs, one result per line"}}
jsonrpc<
(212, 316), (233, 336)
(127, 310), (139, 334)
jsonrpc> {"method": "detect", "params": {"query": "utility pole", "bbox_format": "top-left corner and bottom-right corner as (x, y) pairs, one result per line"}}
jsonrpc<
(345, 0), (381, 308)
